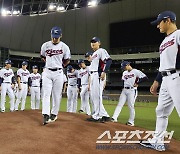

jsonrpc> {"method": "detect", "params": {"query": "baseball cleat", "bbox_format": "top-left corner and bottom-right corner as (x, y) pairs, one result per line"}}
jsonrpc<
(86, 117), (99, 122)
(78, 109), (84, 113)
(49, 114), (57, 122)
(102, 116), (111, 122)
(140, 140), (166, 151)
(1, 110), (5, 113)
(126, 122), (134, 126)
(111, 118), (117, 122)
(43, 114), (50, 125)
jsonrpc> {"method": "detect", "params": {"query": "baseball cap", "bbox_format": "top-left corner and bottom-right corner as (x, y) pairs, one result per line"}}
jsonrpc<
(5, 59), (12, 64)
(67, 65), (73, 72)
(32, 65), (38, 69)
(121, 61), (130, 69)
(51, 26), (62, 38)
(90, 37), (100, 43)
(22, 61), (28, 66)
(78, 59), (84, 65)
(85, 51), (93, 58)
(151, 11), (176, 25)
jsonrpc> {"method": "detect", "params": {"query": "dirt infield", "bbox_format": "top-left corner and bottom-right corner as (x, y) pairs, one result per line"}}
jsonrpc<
(0, 111), (180, 154)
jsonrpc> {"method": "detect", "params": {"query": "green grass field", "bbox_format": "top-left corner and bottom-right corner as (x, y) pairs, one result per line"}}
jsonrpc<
(3, 96), (180, 140)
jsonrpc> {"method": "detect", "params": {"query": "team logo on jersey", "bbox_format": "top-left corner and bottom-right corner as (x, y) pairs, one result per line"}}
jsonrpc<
(79, 71), (88, 77)
(124, 74), (134, 80)
(159, 39), (175, 53)
(21, 72), (29, 76)
(68, 74), (77, 78)
(31, 76), (41, 80)
(91, 54), (98, 60)
(46, 49), (63, 57)
(4, 72), (13, 77)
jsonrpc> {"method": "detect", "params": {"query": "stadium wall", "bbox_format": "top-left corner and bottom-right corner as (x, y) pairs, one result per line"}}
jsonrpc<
(0, 0), (179, 54)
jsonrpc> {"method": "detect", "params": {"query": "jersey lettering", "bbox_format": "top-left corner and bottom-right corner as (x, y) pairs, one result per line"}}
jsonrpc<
(46, 49), (63, 57)
(159, 39), (175, 53)
(124, 74), (135, 80)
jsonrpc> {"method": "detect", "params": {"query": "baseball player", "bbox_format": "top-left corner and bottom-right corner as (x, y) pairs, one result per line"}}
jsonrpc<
(86, 37), (112, 122)
(29, 65), (41, 110)
(0, 60), (16, 112)
(77, 59), (91, 115)
(66, 65), (79, 113)
(111, 61), (148, 126)
(41, 26), (71, 125)
(140, 11), (180, 151)
(14, 61), (30, 111)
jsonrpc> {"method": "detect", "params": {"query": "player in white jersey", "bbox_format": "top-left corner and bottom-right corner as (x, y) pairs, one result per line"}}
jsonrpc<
(15, 61), (30, 111)
(41, 26), (71, 125)
(86, 37), (112, 122)
(29, 65), (41, 110)
(111, 61), (148, 126)
(140, 11), (180, 151)
(0, 60), (16, 112)
(77, 59), (91, 115)
(66, 65), (79, 113)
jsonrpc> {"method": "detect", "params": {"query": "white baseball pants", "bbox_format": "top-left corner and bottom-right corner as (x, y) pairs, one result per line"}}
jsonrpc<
(1, 83), (15, 111)
(90, 72), (109, 120)
(112, 88), (137, 124)
(15, 83), (28, 110)
(152, 72), (180, 143)
(67, 85), (78, 113)
(30, 87), (40, 109)
(42, 69), (63, 116)
(80, 85), (91, 115)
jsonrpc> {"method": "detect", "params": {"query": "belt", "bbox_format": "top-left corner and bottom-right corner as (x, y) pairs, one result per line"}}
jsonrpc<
(90, 71), (98, 74)
(161, 70), (176, 77)
(69, 85), (76, 86)
(31, 86), (39, 87)
(82, 84), (88, 85)
(48, 68), (62, 71)
(20, 82), (27, 84)
(3, 82), (11, 84)
(124, 87), (134, 89)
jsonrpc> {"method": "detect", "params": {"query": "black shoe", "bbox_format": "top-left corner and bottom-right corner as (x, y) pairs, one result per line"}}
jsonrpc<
(43, 114), (50, 125)
(139, 140), (165, 151)
(99, 118), (105, 123)
(86, 117), (99, 122)
(78, 109), (84, 113)
(49, 114), (57, 122)
(102, 116), (111, 122)
(126, 122), (134, 126)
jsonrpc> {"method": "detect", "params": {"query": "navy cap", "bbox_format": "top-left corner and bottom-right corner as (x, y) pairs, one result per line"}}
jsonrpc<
(121, 61), (130, 69)
(90, 37), (100, 43)
(85, 51), (93, 58)
(32, 65), (38, 69)
(78, 59), (84, 65)
(67, 65), (73, 72)
(51, 26), (62, 38)
(22, 61), (28, 66)
(5, 59), (12, 64)
(151, 11), (176, 25)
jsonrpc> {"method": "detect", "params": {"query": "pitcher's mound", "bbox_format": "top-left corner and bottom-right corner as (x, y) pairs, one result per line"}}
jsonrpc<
(0, 110), (179, 154)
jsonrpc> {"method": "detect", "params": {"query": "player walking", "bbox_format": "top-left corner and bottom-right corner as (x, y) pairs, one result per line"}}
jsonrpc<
(77, 59), (91, 115)
(15, 61), (30, 111)
(140, 11), (180, 151)
(41, 26), (71, 125)
(86, 37), (112, 122)
(29, 65), (41, 110)
(111, 61), (148, 126)
(66, 65), (79, 113)
(0, 60), (16, 112)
